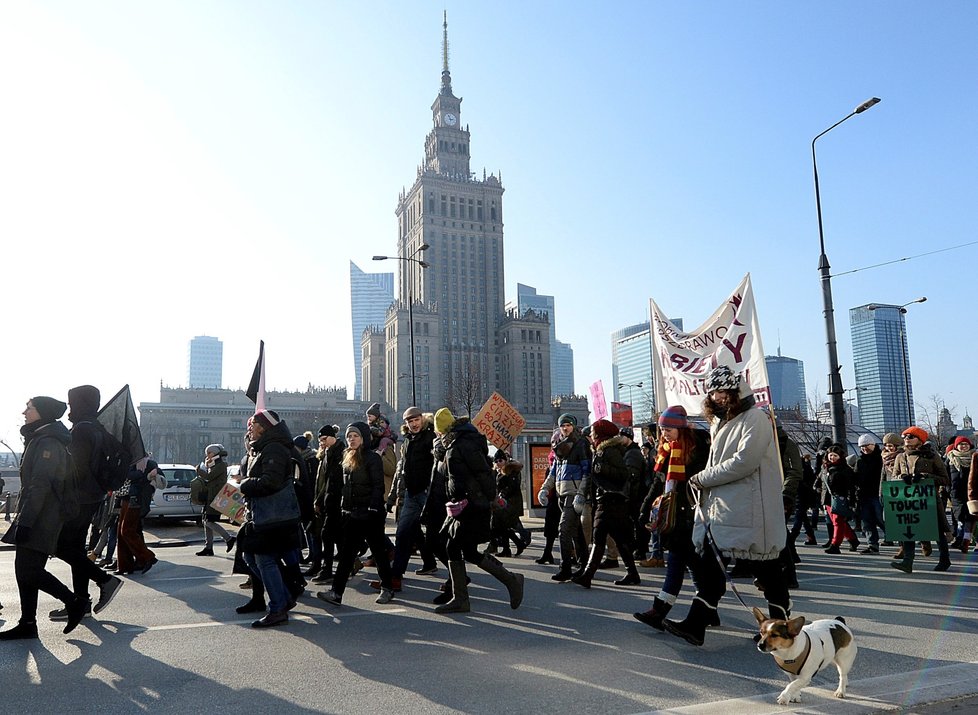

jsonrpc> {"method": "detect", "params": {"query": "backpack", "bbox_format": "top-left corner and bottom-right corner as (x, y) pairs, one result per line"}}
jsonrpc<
(91, 422), (133, 492)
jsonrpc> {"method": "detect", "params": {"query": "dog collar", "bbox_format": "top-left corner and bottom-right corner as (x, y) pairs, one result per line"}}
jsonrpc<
(775, 631), (811, 675)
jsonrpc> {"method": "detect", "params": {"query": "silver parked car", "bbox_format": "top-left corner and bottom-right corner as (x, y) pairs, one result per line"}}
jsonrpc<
(146, 463), (201, 520)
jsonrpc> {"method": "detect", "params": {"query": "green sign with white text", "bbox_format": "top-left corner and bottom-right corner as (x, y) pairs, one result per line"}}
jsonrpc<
(881, 478), (939, 542)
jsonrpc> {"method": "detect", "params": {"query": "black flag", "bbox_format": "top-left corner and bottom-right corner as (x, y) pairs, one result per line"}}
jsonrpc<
(97, 384), (146, 465)
(246, 340), (266, 410)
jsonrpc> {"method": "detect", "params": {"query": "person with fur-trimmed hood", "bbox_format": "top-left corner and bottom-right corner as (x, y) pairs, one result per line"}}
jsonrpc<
(664, 366), (790, 647)
(571, 419), (641, 588)
(490, 450), (530, 557)
(537, 413), (592, 581)
(431, 408), (524, 614)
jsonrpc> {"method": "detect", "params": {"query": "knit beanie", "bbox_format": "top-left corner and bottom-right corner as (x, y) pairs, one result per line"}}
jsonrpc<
(205, 443), (225, 457)
(434, 407), (455, 435)
(253, 409), (280, 430)
(345, 421), (372, 445)
(590, 419), (619, 444)
(557, 413), (577, 427)
(31, 396), (68, 422)
(857, 433), (876, 447)
(293, 435), (310, 450)
(658, 405), (688, 429)
(704, 365), (740, 393)
(953, 436), (973, 450)
(619, 426), (634, 440)
(319, 424), (339, 438)
(366, 403), (382, 418)
(882, 433), (902, 447)
(902, 426), (928, 443)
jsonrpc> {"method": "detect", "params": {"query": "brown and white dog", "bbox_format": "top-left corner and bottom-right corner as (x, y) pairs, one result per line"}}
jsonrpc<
(752, 606), (858, 705)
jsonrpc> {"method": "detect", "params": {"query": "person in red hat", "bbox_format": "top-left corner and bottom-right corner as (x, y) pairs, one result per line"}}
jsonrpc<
(891, 426), (951, 573)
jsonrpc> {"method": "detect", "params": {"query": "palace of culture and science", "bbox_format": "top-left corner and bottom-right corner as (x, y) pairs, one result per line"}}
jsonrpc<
(361, 18), (582, 425)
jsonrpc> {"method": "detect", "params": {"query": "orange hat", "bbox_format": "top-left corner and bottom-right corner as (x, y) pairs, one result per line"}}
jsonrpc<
(902, 426), (928, 443)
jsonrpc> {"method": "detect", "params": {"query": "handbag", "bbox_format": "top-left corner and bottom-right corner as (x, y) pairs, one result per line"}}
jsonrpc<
(190, 476), (208, 506)
(250, 481), (300, 531)
(650, 490), (677, 535)
(829, 493), (854, 520)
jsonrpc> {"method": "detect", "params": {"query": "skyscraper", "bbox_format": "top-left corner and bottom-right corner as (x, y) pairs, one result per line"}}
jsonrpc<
(350, 261), (394, 401)
(765, 351), (807, 417)
(850, 303), (914, 435)
(611, 322), (656, 425)
(508, 283), (575, 398)
(187, 336), (222, 389)
(378, 16), (550, 418)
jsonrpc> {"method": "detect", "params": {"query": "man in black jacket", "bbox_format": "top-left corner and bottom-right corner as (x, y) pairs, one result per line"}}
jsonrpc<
(377, 407), (437, 593)
(52, 386), (122, 623)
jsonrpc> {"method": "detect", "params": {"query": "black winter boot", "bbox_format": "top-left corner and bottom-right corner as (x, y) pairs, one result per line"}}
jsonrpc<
(572, 545), (600, 588)
(663, 596), (716, 646)
(478, 553), (525, 608)
(535, 537), (556, 564)
(434, 561), (471, 614)
(633, 597), (672, 630)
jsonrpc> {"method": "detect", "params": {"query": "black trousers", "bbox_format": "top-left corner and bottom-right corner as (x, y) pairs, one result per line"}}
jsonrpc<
(332, 514), (392, 596)
(56, 500), (111, 597)
(15, 547), (74, 623)
(686, 539), (790, 613)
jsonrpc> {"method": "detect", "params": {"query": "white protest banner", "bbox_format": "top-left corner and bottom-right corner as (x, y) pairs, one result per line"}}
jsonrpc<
(472, 391), (526, 451)
(650, 273), (771, 416)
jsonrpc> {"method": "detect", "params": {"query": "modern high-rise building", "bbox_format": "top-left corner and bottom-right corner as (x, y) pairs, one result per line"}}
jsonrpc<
(850, 303), (914, 436)
(376, 17), (551, 420)
(187, 336), (222, 389)
(611, 322), (656, 425)
(765, 351), (807, 417)
(507, 283), (575, 398)
(350, 261), (394, 401)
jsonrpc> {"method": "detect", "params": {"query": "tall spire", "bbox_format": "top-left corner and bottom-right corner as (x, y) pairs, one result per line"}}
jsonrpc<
(440, 11), (453, 95)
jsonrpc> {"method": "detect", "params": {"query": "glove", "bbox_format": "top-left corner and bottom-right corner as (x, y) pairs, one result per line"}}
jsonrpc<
(494, 496), (507, 510)
(446, 499), (469, 518)
(902, 474), (918, 485)
(537, 490), (549, 507)
(573, 494), (586, 515)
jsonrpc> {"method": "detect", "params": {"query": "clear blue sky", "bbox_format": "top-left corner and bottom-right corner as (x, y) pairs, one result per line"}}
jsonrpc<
(1, 1), (975, 445)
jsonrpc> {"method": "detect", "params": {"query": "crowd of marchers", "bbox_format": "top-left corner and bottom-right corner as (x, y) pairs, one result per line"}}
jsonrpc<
(2, 368), (975, 642)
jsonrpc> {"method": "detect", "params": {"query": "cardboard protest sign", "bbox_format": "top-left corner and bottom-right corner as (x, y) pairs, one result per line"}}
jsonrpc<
(881, 478), (939, 542)
(472, 391), (526, 451)
(211, 481), (247, 525)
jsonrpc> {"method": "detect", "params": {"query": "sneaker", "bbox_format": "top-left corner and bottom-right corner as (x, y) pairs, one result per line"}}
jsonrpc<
(824, 545), (841, 554)
(316, 590), (342, 605)
(251, 610), (288, 628)
(312, 572), (334, 585)
(239, 577), (253, 589)
(860, 545), (880, 554)
(50, 599), (92, 622)
(598, 558), (619, 569)
(369, 577), (402, 592)
(376, 588), (395, 604)
(94, 576), (124, 615)
(415, 564), (438, 576)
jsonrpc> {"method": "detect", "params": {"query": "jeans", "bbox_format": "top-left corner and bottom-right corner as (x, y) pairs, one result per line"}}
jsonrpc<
(859, 497), (885, 546)
(392, 491), (430, 577)
(243, 551), (291, 613)
(557, 495), (583, 567)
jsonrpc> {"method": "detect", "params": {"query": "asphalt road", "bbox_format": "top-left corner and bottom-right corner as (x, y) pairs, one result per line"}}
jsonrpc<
(1, 519), (977, 714)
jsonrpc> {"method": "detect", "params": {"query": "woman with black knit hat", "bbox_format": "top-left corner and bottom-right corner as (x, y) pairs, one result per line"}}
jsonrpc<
(316, 422), (395, 606)
(1, 397), (89, 639)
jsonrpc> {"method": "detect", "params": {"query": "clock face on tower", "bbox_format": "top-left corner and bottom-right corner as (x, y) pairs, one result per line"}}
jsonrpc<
(443, 112), (457, 126)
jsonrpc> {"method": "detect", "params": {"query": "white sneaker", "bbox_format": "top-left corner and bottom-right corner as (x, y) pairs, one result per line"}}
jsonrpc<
(376, 588), (395, 605)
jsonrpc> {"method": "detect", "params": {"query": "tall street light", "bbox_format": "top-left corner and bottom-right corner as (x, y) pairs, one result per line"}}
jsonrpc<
(618, 381), (643, 425)
(868, 297), (926, 428)
(812, 96), (881, 444)
(373, 243), (430, 407)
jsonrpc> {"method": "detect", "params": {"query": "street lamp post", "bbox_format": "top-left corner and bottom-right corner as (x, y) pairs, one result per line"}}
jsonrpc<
(617, 381), (643, 424)
(373, 244), (430, 407)
(812, 96), (881, 445)
(868, 297), (925, 428)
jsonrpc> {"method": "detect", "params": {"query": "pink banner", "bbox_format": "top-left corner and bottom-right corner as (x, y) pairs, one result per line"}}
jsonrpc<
(589, 380), (608, 421)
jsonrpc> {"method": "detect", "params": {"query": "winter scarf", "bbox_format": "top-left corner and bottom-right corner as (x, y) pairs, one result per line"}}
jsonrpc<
(655, 441), (686, 483)
(948, 447), (973, 474)
(882, 447), (902, 478)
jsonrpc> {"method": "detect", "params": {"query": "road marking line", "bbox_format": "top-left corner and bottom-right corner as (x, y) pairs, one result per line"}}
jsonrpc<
(120, 608), (407, 632)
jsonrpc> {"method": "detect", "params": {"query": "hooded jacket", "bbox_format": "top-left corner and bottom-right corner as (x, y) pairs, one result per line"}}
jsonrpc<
(395, 416), (436, 496)
(692, 395), (785, 561)
(588, 435), (633, 502)
(3, 420), (74, 554)
(443, 418), (495, 544)
(541, 429), (592, 498)
(340, 422), (385, 516)
(67, 385), (107, 506)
